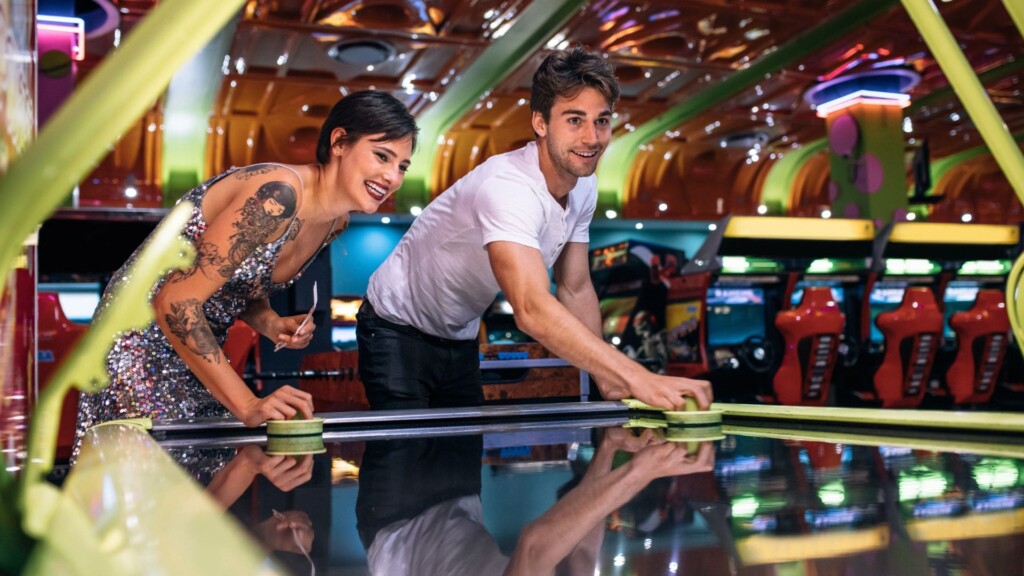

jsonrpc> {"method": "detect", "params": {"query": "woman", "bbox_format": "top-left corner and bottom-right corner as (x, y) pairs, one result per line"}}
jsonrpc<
(74, 90), (418, 461)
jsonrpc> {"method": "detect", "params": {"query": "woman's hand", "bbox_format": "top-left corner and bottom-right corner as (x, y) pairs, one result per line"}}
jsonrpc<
(269, 313), (316, 350)
(238, 446), (314, 492)
(257, 510), (314, 554)
(241, 385), (314, 427)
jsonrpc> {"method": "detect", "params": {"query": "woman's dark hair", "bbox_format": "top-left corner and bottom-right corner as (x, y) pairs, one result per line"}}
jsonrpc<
(530, 46), (620, 121)
(316, 90), (419, 164)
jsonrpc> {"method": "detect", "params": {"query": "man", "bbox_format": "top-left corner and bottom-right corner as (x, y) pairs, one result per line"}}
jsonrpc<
(357, 47), (711, 411)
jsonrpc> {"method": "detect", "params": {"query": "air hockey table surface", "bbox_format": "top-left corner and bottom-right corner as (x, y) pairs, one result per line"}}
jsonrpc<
(132, 402), (1024, 575)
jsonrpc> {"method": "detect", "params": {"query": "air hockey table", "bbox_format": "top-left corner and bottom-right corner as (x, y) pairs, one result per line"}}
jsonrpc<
(66, 402), (1024, 575)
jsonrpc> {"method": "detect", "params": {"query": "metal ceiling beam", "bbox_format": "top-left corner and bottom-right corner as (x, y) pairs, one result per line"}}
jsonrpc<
(907, 58), (1024, 116)
(596, 0), (899, 211)
(399, 0), (586, 210)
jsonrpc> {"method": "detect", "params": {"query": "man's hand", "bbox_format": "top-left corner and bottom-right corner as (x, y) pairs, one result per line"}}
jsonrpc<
(615, 372), (713, 411)
(631, 440), (715, 481)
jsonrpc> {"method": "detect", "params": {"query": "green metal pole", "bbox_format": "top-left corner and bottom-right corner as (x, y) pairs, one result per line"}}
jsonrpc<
(899, 0), (1024, 354)
(0, 0), (246, 294)
(899, 0), (1024, 201)
(760, 139), (827, 213)
(596, 0), (899, 210)
(1000, 0), (1024, 39)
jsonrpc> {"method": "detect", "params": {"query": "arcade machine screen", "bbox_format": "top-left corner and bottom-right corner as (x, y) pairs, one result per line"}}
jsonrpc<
(330, 296), (362, 351)
(790, 282), (845, 307)
(665, 299), (702, 363)
(867, 284), (907, 346)
(706, 287), (765, 347)
(942, 282), (980, 341)
(599, 296), (640, 342)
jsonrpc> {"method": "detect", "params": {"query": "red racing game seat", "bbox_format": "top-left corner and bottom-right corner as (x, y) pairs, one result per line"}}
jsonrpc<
(773, 286), (845, 406)
(873, 287), (943, 408)
(37, 292), (88, 459)
(945, 289), (1010, 405)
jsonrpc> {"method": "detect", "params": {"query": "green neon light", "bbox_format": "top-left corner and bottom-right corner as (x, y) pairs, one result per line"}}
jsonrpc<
(959, 260), (1012, 276)
(818, 480), (847, 507)
(898, 466), (950, 501)
(722, 256), (783, 274)
(807, 258), (870, 274)
(731, 494), (760, 518)
(885, 258), (940, 276)
(596, 0), (899, 211)
(972, 458), (1020, 490)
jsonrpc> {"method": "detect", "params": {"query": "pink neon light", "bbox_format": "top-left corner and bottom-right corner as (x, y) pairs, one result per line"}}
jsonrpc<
(38, 16), (85, 61)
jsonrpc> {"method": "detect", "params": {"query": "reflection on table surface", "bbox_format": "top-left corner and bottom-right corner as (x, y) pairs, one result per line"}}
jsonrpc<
(164, 422), (1024, 576)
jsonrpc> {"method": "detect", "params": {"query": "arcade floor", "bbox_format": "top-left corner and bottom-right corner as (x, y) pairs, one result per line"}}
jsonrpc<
(92, 402), (1024, 575)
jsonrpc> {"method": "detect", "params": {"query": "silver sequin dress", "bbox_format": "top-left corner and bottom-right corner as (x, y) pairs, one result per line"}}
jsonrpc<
(73, 166), (325, 462)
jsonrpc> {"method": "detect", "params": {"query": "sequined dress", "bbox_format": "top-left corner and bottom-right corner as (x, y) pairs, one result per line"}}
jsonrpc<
(74, 166), (327, 461)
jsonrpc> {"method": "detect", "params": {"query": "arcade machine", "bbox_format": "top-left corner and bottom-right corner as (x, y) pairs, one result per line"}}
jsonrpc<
(882, 446), (1024, 571)
(589, 239), (686, 374)
(329, 295), (362, 352)
(715, 435), (889, 568)
(845, 222), (1018, 409)
(670, 216), (876, 406)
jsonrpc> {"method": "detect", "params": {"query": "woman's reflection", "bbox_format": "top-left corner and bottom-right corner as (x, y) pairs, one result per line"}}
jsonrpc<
(168, 445), (321, 574)
(356, 427), (714, 576)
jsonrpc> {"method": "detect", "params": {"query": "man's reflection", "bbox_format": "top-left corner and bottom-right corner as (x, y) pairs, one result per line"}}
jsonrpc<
(356, 427), (714, 576)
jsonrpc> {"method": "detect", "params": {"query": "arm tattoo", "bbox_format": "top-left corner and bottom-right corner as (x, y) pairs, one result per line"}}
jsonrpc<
(165, 298), (222, 364)
(219, 180), (297, 278)
(234, 164), (277, 181)
(166, 241), (229, 284)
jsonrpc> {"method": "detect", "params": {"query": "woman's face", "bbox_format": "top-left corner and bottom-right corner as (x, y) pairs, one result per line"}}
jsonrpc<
(333, 131), (413, 214)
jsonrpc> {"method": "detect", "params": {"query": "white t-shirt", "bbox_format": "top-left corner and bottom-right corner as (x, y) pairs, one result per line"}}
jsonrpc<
(366, 496), (509, 576)
(367, 141), (597, 340)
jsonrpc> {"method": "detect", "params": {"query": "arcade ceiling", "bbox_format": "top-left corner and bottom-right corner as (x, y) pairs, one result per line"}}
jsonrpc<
(67, 0), (1024, 218)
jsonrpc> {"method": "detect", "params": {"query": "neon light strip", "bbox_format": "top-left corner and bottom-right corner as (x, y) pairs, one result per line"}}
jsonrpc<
(38, 15), (85, 61)
(816, 90), (910, 117)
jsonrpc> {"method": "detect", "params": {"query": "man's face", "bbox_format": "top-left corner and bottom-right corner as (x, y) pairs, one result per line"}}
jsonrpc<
(533, 87), (613, 180)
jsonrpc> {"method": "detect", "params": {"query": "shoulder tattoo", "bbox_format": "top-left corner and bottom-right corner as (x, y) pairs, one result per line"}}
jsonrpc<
(220, 180), (297, 278)
(166, 241), (228, 284)
(234, 164), (278, 181)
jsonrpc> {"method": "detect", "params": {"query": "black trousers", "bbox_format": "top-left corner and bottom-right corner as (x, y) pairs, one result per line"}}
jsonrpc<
(356, 299), (483, 410)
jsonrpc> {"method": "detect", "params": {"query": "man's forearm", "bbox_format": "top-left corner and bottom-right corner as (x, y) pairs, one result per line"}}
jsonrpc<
(556, 284), (602, 339)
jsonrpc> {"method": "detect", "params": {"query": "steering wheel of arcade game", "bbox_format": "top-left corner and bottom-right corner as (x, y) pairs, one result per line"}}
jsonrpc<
(837, 335), (861, 368)
(740, 335), (777, 373)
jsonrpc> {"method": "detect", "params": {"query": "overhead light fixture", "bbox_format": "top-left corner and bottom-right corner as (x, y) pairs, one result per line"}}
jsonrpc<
(328, 39), (396, 67)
